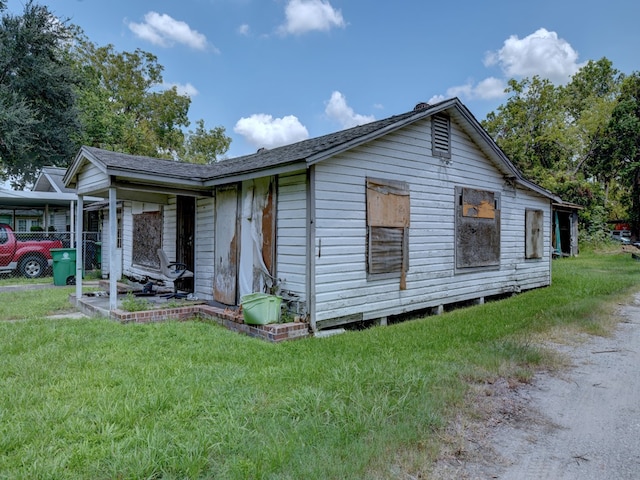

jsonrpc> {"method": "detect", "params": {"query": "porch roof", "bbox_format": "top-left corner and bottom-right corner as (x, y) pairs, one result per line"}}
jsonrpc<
(0, 187), (76, 208)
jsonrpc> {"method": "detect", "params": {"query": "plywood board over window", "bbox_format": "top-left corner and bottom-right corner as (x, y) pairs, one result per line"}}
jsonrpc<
(366, 178), (410, 289)
(525, 209), (544, 259)
(456, 187), (500, 269)
(132, 211), (162, 269)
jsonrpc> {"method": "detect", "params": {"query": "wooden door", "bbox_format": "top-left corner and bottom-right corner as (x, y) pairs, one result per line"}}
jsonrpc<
(176, 196), (195, 292)
(214, 185), (240, 305)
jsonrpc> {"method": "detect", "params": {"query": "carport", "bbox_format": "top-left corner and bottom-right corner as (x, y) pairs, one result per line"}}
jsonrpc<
(0, 187), (78, 240)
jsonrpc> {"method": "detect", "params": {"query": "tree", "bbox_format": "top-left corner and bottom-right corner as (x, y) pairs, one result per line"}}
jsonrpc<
(71, 40), (231, 163)
(482, 76), (570, 184)
(182, 119), (231, 164)
(0, 1), (80, 188)
(561, 58), (621, 185)
(591, 73), (640, 236)
(71, 41), (190, 158)
(479, 64), (620, 239)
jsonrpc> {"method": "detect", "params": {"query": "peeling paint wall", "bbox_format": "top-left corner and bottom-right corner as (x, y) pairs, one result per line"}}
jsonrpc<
(239, 177), (276, 299)
(214, 185), (239, 305)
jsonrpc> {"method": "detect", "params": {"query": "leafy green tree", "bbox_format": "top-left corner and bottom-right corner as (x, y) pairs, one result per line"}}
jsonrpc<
(482, 76), (570, 184)
(71, 41), (190, 158)
(562, 58), (621, 185)
(0, 1), (80, 188)
(71, 40), (230, 163)
(182, 119), (231, 164)
(482, 60), (628, 238)
(591, 72), (640, 235)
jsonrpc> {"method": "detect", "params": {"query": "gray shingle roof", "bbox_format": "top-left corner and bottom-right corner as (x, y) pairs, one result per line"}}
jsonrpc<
(202, 109), (418, 180)
(78, 108), (421, 183)
(70, 98), (559, 202)
(81, 147), (214, 181)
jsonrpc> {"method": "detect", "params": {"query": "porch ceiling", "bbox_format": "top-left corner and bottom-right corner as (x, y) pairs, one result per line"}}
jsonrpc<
(0, 188), (77, 208)
(84, 179), (213, 204)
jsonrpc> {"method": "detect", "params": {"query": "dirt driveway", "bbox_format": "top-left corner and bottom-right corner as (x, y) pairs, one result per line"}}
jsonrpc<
(432, 293), (640, 479)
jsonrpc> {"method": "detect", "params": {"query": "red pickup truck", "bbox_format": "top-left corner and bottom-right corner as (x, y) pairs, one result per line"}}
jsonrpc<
(0, 223), (63, 278)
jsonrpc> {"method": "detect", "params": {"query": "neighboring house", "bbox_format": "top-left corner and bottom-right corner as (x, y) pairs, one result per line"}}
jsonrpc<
(0, 167), (78, 233)
(64, 98), (561, 331)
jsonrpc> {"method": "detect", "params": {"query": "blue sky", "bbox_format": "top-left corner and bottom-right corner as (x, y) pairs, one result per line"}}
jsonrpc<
(6, 0), (640, 159)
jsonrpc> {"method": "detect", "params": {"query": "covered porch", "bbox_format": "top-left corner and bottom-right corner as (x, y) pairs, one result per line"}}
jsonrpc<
(63, 147), (213, 312)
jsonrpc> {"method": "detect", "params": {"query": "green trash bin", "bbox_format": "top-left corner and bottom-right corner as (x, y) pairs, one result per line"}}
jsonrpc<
(51, 248), (76, 286)
(94, 242), (102, 269)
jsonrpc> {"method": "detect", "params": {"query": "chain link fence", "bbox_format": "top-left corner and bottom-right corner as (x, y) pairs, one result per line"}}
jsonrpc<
(0, 231), (102, 281)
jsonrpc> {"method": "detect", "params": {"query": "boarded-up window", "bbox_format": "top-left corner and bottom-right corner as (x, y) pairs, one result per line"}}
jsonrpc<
(456, 187), (500, 269)
(432, 114), (451, 159)
(132, 211), (162, 269)
(366, 178), (409, 288)
(525, 209), (544, 259)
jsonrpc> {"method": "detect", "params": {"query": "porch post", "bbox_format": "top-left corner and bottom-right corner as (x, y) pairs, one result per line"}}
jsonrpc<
(44, 204), (49, 231)
(109, 187), (118, 310)
(69, 200), (75, 248)
(75, 195), (84, 303)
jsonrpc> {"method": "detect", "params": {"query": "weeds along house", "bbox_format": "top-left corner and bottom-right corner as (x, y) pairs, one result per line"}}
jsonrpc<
(64, 98), (560, 331)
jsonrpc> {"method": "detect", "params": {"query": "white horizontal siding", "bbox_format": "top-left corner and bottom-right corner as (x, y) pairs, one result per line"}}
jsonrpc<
(194, 197), (214, 300)
(312, 117), (552, 325)
(276, 172), (307, 298)
(161, 198), (177, 259)
(77, 162), (107, 193)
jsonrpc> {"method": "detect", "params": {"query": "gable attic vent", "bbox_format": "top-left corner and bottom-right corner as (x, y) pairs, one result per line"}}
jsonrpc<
(431, 113), (451, 160)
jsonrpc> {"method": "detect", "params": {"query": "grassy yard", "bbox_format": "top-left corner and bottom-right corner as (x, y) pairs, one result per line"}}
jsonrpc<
(0, 248), (638, 479)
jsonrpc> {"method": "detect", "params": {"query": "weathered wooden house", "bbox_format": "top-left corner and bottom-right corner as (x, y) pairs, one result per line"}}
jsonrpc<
(64, 98), (560, 331)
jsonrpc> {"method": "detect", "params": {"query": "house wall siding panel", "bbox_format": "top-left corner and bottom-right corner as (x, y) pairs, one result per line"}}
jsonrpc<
(76, 163), (106, 193)
(312, 118), (551, 325)
(194, 196), (215, 301)
(276, 172), (307, 298)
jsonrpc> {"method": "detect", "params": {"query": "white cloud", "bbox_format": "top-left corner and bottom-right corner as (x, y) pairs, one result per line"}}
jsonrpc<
(128, 12), (214, 51)
(234, 114), (309, 149)
(473, 77), (507, 99)
(484, 28), (583, 84)
(325, 91), (375, 128)
(278, 0), (346, 35)
(446, 77), (506, 101)
(237, 24), (250, 36)
(433, 28), (582, 105)
(427, 94), (446, 105)
(163, 82), (199, 97)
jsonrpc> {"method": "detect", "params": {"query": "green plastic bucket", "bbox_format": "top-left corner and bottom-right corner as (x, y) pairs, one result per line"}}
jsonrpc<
(241, 293), (282, 325)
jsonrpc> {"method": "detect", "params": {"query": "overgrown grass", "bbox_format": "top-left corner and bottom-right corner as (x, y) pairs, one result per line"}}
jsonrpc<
(0, 249), (638, 479)
(0, 274), (55, 287)
(0, 286), (77, 320)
